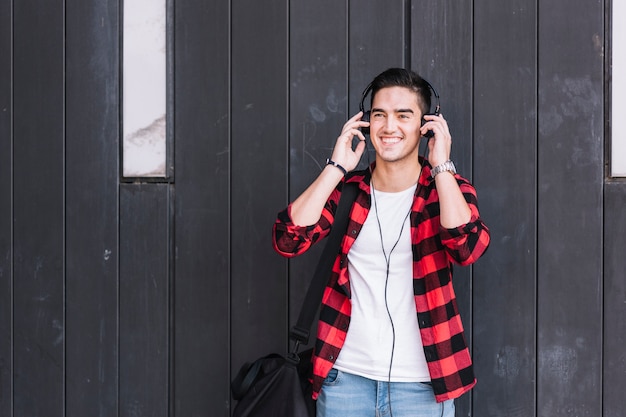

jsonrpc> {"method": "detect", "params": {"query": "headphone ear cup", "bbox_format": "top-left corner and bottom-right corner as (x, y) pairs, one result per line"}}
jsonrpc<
(361, 110), (370, 135)
(421, 114), (434, 138)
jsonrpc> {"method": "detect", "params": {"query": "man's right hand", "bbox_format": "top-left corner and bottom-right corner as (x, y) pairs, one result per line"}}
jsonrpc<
(328, 111), (369, 173)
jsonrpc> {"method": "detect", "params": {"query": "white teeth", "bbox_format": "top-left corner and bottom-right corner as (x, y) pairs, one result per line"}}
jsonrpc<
(382, 137), (401, 144)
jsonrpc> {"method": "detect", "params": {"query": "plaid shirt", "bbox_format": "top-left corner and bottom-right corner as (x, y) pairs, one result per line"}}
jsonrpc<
(272, 161), (490, 403)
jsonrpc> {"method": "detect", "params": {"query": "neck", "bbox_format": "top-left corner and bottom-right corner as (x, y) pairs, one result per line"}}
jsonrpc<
(371, 159), (422, 192)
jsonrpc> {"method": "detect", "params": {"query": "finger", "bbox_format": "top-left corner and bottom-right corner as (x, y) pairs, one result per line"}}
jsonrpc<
(346, 127), (367, 141)
(424, 114), (450, 135)
(424, 112), (444, 119)
(420, 122), (436, 137)
(341, 121), (369, 137)
(347, 111), (365, 123)
(355, 130), (366, 142)
(422, 119), (450, 139)
(354, 138), (366, 156)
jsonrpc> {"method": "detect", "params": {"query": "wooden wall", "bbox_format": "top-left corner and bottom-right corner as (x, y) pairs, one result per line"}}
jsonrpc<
(0, 0), (624, 416)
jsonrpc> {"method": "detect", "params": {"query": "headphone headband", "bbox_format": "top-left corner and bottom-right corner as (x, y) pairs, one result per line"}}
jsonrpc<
(358, 75), (440, 115)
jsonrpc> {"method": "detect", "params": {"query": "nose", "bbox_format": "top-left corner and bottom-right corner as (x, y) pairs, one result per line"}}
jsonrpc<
(383, 116), (397, 132)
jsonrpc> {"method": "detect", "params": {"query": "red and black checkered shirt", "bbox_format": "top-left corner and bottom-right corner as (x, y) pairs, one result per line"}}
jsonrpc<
(272, 162), (490, 403)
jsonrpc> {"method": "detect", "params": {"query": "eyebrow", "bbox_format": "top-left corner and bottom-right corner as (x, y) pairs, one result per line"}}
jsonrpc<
(371, 107), (415, 114)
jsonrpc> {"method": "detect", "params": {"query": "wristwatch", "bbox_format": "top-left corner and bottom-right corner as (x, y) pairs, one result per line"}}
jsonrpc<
(431, 160), (456, 179)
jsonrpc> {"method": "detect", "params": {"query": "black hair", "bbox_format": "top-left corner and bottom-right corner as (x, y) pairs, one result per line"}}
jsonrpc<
(368, 68), (432, 116)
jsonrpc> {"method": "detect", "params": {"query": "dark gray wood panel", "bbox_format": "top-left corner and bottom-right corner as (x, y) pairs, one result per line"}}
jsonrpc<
(412, 0), (474, 176)
(119, 184), (171, 417)
(230, 0), (289, 378)
(603, 181), (626, 417)
(349, 1), (405, 114)
(287, 0), (349, 341)
(64, 0), (120, 415)
(12, 0), (65, 415)
(412, 2), (476, 415)
(0, 0), (11, 413)
(472, 1), (538, 416)
(1, 1), (623, 416)
(349, 2), (405, 170)
(537, 0), (604, 415)
(173, 0), (231, 413)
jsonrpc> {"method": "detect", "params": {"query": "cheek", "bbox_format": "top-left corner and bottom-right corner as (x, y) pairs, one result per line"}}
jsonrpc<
(407, 123), (423, 137)
(369, 119), (383, 129)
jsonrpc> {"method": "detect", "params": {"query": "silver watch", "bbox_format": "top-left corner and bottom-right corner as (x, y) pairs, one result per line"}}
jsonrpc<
(431, 160), (456, 179)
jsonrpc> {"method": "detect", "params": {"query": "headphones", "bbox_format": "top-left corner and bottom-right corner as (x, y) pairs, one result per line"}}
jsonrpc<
(358, 74), (441, 138)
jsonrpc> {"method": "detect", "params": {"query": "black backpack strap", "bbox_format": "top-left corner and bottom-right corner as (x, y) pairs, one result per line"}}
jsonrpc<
(289, 182), (359, 351)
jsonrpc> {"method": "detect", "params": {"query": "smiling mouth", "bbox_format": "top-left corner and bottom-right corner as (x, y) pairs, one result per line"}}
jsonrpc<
(381, 137), (402, 144)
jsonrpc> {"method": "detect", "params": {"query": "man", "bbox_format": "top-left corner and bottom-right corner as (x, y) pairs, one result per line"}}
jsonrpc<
(273, 68), (490, 417)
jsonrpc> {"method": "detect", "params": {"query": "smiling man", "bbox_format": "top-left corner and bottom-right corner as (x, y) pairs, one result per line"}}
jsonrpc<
(273, 68), (490, 417)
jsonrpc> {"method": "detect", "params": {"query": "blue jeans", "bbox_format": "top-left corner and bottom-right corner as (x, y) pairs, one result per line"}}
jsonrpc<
(317, 369), (455, 417)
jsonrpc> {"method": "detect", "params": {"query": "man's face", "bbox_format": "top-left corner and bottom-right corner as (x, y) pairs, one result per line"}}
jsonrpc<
(369, 86), (423, 165)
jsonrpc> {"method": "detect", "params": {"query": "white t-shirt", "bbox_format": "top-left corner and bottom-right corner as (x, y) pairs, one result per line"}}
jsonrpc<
(333, 183), (430, 382)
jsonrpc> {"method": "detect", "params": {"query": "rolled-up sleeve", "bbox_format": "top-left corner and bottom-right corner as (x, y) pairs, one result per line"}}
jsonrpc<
(439, 181), (490, 265)
(272, 189), (340, 258)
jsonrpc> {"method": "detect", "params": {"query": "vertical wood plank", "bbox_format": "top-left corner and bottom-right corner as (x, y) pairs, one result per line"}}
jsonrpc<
(0, 0), (12, 412)
(411, 1), (473, 178)
(604, 182), (626, 417)
(173, 0), (231, 414)
(64, 0), (120, 415)
(230, 0), (289, 383)
(349, 1), (405, 176)
(537, 0), (604, 415)
(349, 1), (405, 112)
(119, 184), (170, 417)
(12, 0), (65, 415)
(287, 0), (349, 340)
(412, 2), (477, 415)
(472, 1), (538, 416)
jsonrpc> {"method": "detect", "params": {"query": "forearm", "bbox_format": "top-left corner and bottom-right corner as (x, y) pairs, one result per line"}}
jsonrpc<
(288, 110), (368, 225)
(435, 172), (472, 228)
(290, 164), (345, 226)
